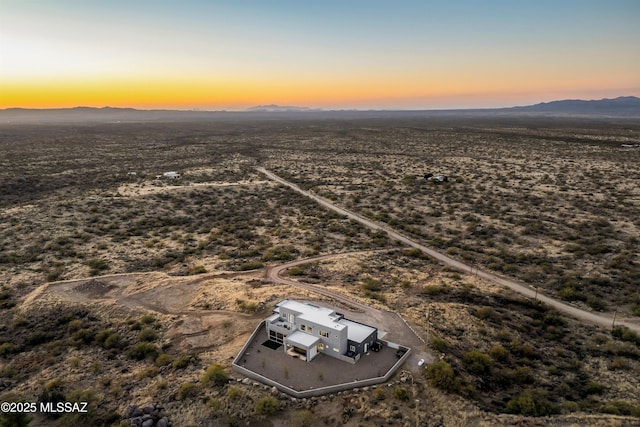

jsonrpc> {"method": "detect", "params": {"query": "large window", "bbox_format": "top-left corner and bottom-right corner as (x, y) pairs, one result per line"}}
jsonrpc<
(286, 313), (295, 323)
(301, 324), (313, 334)
(320, 330), (329, 338)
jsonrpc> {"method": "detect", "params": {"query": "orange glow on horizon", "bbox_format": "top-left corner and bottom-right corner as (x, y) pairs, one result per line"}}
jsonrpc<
(2, 71), (638, 110)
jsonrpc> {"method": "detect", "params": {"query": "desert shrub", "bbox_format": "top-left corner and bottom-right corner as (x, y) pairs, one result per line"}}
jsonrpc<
(128, 343), (159, 360)
(600, 400), (640, 417)
(581, 381), (606, 396)
(426, 361), (456, 391)
(71, 328), (95, 345)
(207, 397), (224, 411)
(361, 278), (382, 292)
(236, 299), (259, 313)
(135, 367), (159, 380)
(189, 265), (207, 275)
(394, 386), (409, 401)
(129, 321), (142, 331)
(238, 261), (264, 271)
(558, 286), (585, 302)
(12, 317), (28, 328)
(58, 387), (102, 425)
(27, 331), (55, 346)
(506, 389), (558, 416)
(288, 266), (304, 276)
(67, 319), (84, 333)
(560, 401), (580, 413)
(103, 333), (122, 349)
(46, 267), (64, 282)
(0, 343), (18, 357)
(515, 366), (535, 383)
(371, 387), (386, 402)
(226, 386), (243, 399)
(94, 329), (121, 349)
(0, 410), (32, 427)
(177, 382), (198, 400)
(138, 328), (158, 342)
(474, 306), (501, 323)
(404, 248), (426, 258)
(139, 314), (156, 325)
(463, 351), (492, 375)
(261, 245), (297, 261)
(488, 345), (510, 363)
(255, 396), (279, 415)
(509, 339), (538, 359)
(172, 355), (191, 369)
(612, 326), (640, 345)
(202, 363), (228, 386)
(586, 296), (607, 311)
(290, 410), (314, 427)
(430, 337), (448, 352)
(155, 353), (174, 367)
(422, 285), (449, 296)
(87, 258), (109, 275)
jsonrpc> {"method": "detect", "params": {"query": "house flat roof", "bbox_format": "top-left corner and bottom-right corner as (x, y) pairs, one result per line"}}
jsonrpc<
(340, 319), (377, 343)
(278, 300), (346, 331)
(286, 331), (320, 348)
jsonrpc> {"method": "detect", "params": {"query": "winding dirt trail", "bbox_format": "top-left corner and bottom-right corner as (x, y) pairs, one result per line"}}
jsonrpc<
(265, 250), (391, 313)
(258, 167), (640, 334)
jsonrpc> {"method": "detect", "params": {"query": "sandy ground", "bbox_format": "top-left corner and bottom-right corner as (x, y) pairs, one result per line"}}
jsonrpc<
(116, 180), (271, 197)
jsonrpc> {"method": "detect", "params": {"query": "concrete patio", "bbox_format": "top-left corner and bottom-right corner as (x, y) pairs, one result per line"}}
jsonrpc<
(233, 322), (410, 397)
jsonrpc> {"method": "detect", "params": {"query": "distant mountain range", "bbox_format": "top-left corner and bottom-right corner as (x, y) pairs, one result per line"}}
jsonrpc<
(245, 104), (322, 112)
(1, 96), (639, 123)
(508, 96), (640, 115)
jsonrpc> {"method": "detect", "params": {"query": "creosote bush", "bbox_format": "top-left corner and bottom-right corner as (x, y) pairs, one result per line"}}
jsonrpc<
(426, 360), (457, 392)
(255, 396), (280, 415)
(202, 363), (228, 386)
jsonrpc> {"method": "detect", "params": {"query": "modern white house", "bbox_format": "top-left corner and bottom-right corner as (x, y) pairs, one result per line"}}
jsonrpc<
(265, 300), (378, 363)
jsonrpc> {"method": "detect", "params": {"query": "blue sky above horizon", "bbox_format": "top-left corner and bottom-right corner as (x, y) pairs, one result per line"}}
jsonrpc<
(1, 0), (639, 109)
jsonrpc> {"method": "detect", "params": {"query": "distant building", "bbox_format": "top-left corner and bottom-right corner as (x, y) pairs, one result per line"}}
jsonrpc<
(426, 175), (448, 183)
(265, 300), (377, 363)
(162, 171), (181, 179)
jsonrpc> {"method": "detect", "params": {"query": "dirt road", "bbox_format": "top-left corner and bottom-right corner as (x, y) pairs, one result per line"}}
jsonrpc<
(257, 167), (640, 334)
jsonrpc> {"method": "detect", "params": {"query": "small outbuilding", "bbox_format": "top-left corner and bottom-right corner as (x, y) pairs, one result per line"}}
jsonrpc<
(162, 171), (181, 179)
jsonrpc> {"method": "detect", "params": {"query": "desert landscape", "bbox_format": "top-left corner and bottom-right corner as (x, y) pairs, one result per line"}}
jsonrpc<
(1, 114), (639, 426)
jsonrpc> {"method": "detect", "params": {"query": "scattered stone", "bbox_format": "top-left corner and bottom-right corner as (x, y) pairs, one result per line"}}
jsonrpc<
(122, 402), (171, 427)
(271, 386), (279, 396)
(242, 378), (251, 385)
(252, 382), (260, 387)
(124, 405), (136, 418)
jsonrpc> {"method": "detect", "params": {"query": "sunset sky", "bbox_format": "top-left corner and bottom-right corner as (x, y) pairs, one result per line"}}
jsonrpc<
(1, 1), (639, 110)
